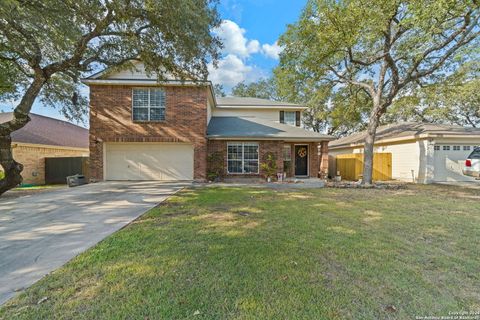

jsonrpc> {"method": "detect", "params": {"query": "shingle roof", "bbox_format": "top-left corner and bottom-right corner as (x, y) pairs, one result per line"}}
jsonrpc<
(207, 117), (334, 141)
(330, 122), (480, 148)
(0, 112), (89, 149)
(216, 97), (304, 108)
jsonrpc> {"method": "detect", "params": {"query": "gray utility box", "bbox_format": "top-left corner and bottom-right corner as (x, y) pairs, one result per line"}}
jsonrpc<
(66, 174), (87, 187)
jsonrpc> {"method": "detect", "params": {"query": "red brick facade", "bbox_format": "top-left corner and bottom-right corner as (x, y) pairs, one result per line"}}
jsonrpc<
(89, 85), (209, 181)
(89, 84), (329, 182)
(319, 141), (329, 178)
(208, 140), (284, 179)
(207, 140), (326, 180)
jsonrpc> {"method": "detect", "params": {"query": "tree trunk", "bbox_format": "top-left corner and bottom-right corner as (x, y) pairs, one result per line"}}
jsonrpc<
(0, 134), (24, 195)
(0, 75), (46, 196)
(362, 103), (382, 185)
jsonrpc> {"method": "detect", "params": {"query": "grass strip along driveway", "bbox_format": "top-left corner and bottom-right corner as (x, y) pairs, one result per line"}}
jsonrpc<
(1, 185), (479, 319)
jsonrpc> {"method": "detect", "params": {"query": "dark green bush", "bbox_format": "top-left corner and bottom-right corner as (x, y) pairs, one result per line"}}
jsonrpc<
(207, 151), (224, 182)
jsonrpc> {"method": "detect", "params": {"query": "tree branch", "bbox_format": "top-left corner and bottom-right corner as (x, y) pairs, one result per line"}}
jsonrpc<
(327, 66), (375, 97)
(404, 11), (479, 84)
(44, 6), (115, 76)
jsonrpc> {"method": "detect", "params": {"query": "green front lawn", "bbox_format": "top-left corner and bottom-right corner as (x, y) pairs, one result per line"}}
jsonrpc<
(1, 185), (480, 319)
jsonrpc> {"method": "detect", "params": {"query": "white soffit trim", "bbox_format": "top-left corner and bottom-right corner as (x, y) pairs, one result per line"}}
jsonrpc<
(215, 105), (307, 110)
(81, 79), (210, 86)
(330, 132), (480, 150)
(207, 137), (332, 142)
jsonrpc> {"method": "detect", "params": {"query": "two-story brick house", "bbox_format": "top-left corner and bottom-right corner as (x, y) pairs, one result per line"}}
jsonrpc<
(83, 63), (333, 182)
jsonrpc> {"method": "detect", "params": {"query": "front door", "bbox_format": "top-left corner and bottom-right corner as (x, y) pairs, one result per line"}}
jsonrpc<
(295, 145), (308, 176)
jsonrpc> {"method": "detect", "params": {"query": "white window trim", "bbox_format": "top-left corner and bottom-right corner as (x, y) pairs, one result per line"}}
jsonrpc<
(227, 142), (259, 174)
(132, 88), (166, 122)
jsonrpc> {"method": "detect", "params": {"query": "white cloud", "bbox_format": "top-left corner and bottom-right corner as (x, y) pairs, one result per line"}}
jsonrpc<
(209, 20), (280, 90)
(213, 20), (260, 57)
(208, 54), (260, 88)
(261, 42), (283, 60)
(247, 39), (260, 55)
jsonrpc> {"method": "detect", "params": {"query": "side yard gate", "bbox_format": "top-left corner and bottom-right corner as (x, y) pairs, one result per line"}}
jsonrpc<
(45, 157), (89, 184)
(336, 153), (392, 181)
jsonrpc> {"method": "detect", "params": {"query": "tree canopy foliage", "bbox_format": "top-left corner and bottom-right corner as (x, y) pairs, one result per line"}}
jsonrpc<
(213, 84), (226, 97)
(385, 62), (480, 127)
(278, 0), (480, 183)
(0, 0), (221, 194)
(231, 79), (278, 100)
(275, 66), (370, 136)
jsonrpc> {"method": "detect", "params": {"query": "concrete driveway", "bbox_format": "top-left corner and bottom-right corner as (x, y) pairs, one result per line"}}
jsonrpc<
(435, 181), (480, 189)
(0, 181), (188, 305)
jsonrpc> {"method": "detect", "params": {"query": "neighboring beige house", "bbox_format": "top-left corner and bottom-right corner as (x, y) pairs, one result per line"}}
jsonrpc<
(0, 113), (89, 185)
(329, 122), (480, 183)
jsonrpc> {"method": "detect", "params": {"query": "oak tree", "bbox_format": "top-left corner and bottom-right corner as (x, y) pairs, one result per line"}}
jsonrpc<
(0, 0), (221, 194)
(386, 63), (480, 127)
(231, 78), (279, 100)
(278, 0), (480, 184)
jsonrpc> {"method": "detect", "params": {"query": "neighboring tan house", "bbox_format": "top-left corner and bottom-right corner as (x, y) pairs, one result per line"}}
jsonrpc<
(329, 122), (480, 184)
(0, 113), (89, 184)
(82, 62), (333, 182)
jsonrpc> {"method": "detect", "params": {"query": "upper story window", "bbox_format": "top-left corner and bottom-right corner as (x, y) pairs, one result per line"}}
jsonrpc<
(284, 111), (296, 126)
(132, 88), (166, 122)
(280, 111), (300, 127)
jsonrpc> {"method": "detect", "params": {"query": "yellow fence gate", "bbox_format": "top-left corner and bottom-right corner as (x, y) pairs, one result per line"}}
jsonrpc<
(336, 153), (392, 181)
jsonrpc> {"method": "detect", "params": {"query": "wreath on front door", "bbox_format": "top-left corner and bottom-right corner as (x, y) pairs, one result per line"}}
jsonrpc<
(297, 147), (307, 158)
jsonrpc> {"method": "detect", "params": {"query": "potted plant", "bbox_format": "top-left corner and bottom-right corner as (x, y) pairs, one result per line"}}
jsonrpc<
(261, 153), (277, 182)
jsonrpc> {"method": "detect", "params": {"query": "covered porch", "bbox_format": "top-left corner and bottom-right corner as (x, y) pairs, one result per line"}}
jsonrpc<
(206, 116), (333, 181)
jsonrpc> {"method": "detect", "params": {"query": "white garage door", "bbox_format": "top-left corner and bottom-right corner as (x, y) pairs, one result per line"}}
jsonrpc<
(105, 143), (194, 181)
(433, 144), (476, 182)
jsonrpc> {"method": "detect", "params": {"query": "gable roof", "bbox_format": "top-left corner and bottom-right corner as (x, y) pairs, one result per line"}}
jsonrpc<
(81, 62), (217, 107)
(330, 122), (480, 149)
(82, 62), (306, 110)
(0, 113), (89, 149)
(82, 61), (210, 84)
(216, 97), (304, 109)
(207, 116), (334, 141)
(86, 60), (165, 80)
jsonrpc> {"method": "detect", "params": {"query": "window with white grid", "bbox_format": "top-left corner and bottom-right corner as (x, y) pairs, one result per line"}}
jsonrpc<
(227, 143), (259, 174)
(132, 88), (166, 121)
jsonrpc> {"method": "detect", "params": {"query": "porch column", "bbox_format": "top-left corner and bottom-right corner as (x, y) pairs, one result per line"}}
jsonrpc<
(319, 141), (329, 179)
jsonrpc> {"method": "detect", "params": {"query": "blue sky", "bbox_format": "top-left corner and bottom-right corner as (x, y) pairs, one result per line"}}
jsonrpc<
(2, 0), (305, 125)
(210, 0), (306, 89)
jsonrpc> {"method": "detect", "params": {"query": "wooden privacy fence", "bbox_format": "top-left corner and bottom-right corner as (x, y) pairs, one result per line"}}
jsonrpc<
(336, 153), (392, 181)
(45, 157), (89, 184)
